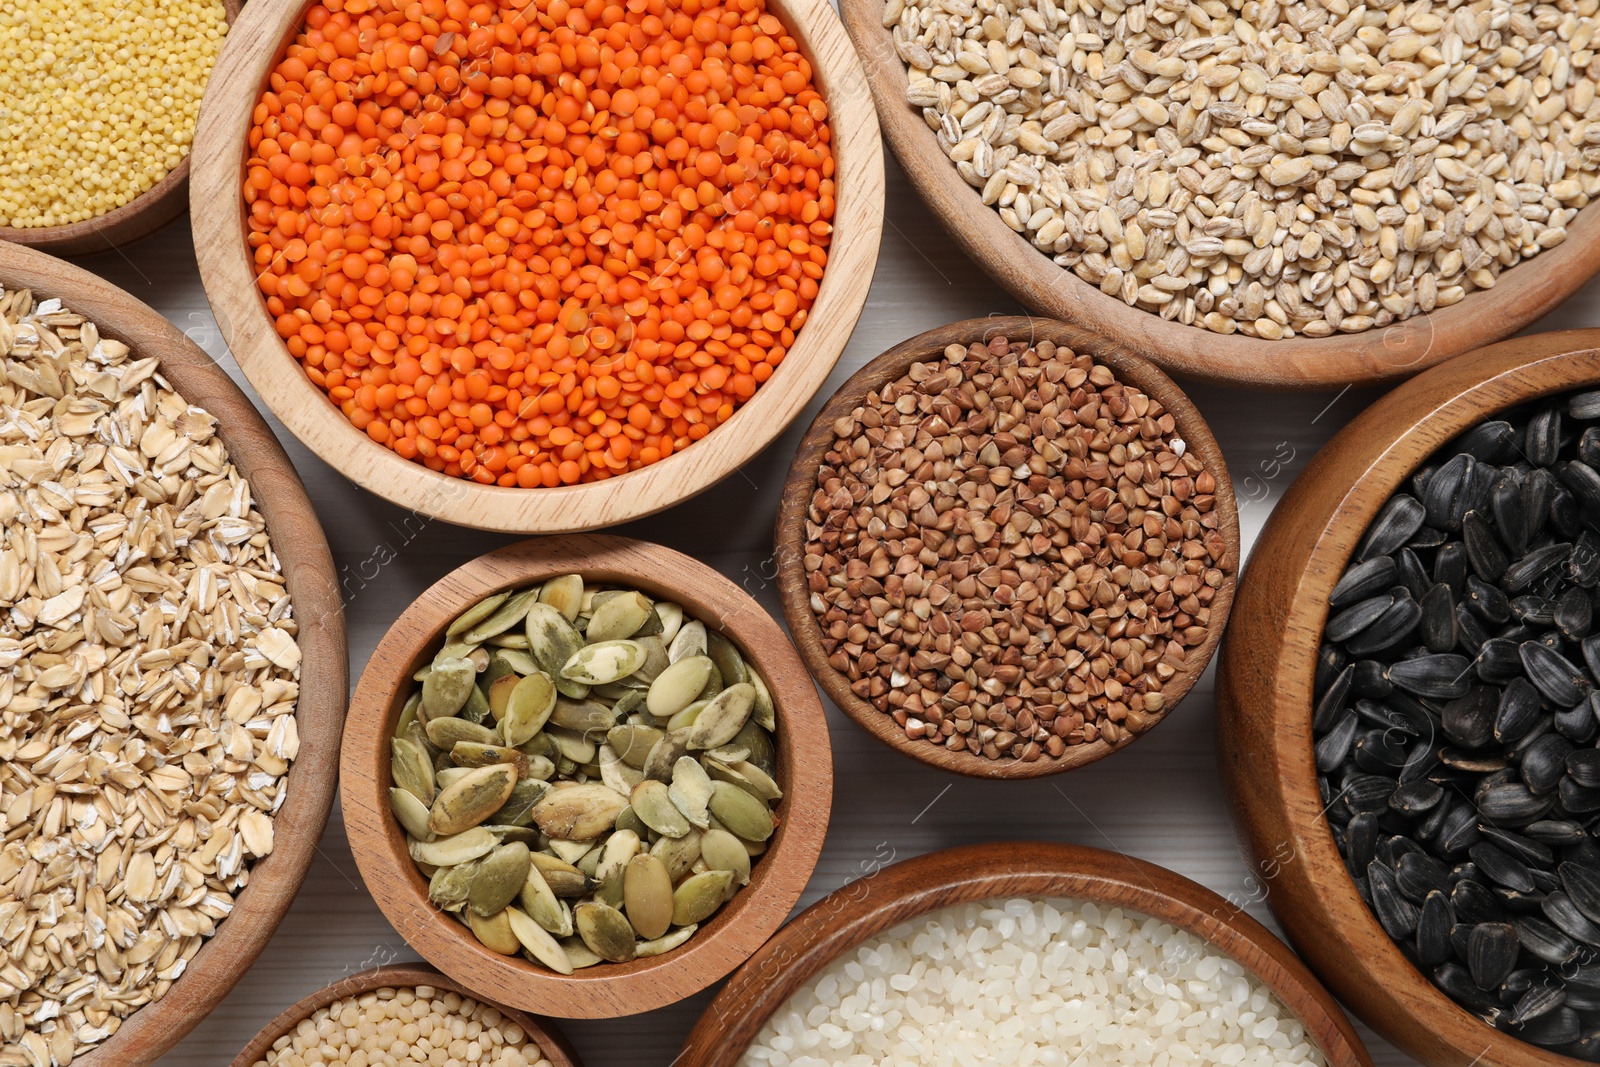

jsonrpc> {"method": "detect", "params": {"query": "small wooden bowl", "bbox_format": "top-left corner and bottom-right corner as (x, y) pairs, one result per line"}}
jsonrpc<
(1217, 331), (1600, 1067)
(679, 841), (1374, 1065)
(834, 2), (1600, 390)
(774, 316), (1240, 778)
(0, 0), (240, 256)
(227, 964), (583, 1067)
(0, 242), (346, 1065)
(190, 0), (884, 534)
(341, 534), (834, 1018)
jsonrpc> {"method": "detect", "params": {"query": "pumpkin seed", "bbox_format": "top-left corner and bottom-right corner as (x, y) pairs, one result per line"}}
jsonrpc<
(502, 672), (558, 745)
(561, 640), (647, 685)
(732, 720), (776, 776)
(749, 670), (776, 732)
(520, 865), (573, 935)
(468, 908), (522, 955)
(641, 730), (690, 782)
(608, 724), (664, 768)
(526, 603), (590, 698)
(655, 602), (685, 644)
(469, 842), (531, 917)
(637, 924), (697, 957)
(615, 804), (648, 839)
(560, 937), (606, 970)
(451, 742), (551, 780)
(425, 716), (499, 749)
(429, 764), (518, 835)
(575, 901), (637, 963)
(539, 574), (585, 621)
(598, 744), (645, 795)
(647, 655), (715, 718)
(666, 699), (708, 733)
(507, 905), (575, 974)
(632, 635), (670, 683)
(423, 657), (478, 718)
(410, 826), (501, 867)
(672, 869), (735, 926)
(651, 829), (703, 881)
(531, 783), (628, 841)
(706, 631), (748, 686)
(429, 860), (477, 910)
(390, 787), (436, 841)
(391, 737), (436, 804)
(668, 619), (707, 662)
(486, 673), (521, 720)
(669, 756), (715, 829)
(700, 828), (752, 885)
(729, 759), (782, 801)
(448, 590), (511, 637)
(550, 696), (620, 734)
(632, 779), (693, 838)
(684, 683), (756, 750)
(529, 853), (592, 897)
(623, 854), (674, 939)
(461, 588), (539, 645)
(708, 780), (775, 841)
(587, 591), (653, 642)
(545, 725), (599, 765)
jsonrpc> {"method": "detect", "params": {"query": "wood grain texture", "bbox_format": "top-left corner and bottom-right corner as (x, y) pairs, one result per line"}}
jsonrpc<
(189, 0), (884, 533)
(0, 240), (347, 1066)
(226, 964), (583, 1067)
(340, 534), (833, 1018)
(0, 0), (241, 257)
(1215, 330), (1600, 1067)
(679, 841), (1374, 1066)
(833, 0), (1600, 391)
(774, 315), (1240, 778)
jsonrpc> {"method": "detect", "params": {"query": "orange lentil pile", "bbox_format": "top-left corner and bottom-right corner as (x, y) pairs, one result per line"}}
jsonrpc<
(246, 0), (835, 486)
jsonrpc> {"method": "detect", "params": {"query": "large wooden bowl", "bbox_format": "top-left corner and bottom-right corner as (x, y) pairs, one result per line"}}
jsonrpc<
(227, 964), (583, 1067)
(775, 316), (1239, 778)
(1217, 331), (1600, 1067)
(680, 842), (1374, 1065)
(341, 534), (833, 1018)
(0, 242), (346, 1064)
(0, 0), (240, 256)
(190, 0), (884, 533)
(834, 2), (1600, 390)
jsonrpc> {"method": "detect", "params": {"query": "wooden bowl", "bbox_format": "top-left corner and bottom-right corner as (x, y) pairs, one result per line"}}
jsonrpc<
(679, 841), (1374, 1065)
(341, 534), (833, 1018)
(0, 241), (346, 1064)
(1216, 330), (1600, 1067)
(774, 315), (1240, 778)
(0, 0), (240, 256)
(189, 0), (884, 534)
(227, 964), (583, 1067)
(833, 3), (1600, 391)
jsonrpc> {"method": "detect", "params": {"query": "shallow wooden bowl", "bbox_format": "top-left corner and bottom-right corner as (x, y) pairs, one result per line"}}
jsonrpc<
(226, 964), (582, 1067)
(1217, 331), (1600, 1067)
(680, 841), (1373, 1065)
(341, 534), (833, 1018)
(0, 0), (240, 256)
(834, 3), (1600, 390)
(190, 0), (884, 533)
(774, 315), (1239, 778)
(0, 241), (346, 1065)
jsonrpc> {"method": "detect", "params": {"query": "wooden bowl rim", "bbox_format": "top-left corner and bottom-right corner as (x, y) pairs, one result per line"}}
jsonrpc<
(0, 240), (347, 1067)
(833, 0), (1600, 391)
(225, 964), (583, 1067)
(679, 841), (1374, 1066)
(340, 533), (833, 1018)
(190, 0), (884, 533)
(0, 0), (241, 256)
(773, 315), (1240, 778)
(1216, 329), (1600, 1067)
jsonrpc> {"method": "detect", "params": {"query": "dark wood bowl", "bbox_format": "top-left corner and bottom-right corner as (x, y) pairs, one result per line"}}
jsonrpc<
(227, 964), (582, 1067)
(774, 316), (1240, 778)
(680, 842), (1374, 1066)
(0, 0), (240, 256)
(833, 0), (1600, 390)
(341, 534), (833, 1018)
(1217, 330), (1600, 1067)
(0, 241), (346, 1065)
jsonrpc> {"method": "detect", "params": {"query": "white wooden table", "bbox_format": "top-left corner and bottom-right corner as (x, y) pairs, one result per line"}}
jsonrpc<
(67, 150), (1600, 1067)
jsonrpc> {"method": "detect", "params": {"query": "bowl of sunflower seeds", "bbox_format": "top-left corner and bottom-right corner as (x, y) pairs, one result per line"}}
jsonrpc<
(340, 533), (832, 1019)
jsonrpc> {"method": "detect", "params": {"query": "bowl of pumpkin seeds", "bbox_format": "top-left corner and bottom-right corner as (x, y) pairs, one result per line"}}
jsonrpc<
(340, 533), (832, 1019)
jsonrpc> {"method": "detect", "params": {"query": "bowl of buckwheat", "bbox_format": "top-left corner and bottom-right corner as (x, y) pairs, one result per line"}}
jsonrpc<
(775, 316), (1239, 778)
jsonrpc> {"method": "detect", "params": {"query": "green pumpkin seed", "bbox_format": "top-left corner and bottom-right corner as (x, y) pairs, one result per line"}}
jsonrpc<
(518, 732), (557, 761)
(486, 673), (521, 720)
(642, 729), (689, 782)
(469, 842), (532, 917)
(573, 843), (604, 876)
(666, 700), (708, 733)
(468, 908), (522, 955)
(520, 865), (571, 933)
(410, 825), (500, 867)
(429, 764), (518, 835)
(594, 829), (640, 908)
(730, 759), (781, 801)
(561, 640), (647, 685)
(634, 607), (665, 638)
(598, 744), (645, 794)
(749, 670), (776, 732)
(390, 787), (435, 841)
(586, 591), (653, 643)
(575, 901), (637, 963)
(490, 631), (531, 650)
(433, 642), (478, 667)
(526, 603), (590, 698)
(460, 682), (492, 725)
(462, 588), (539, 644)
(448, 591), (511, 637)
(560, 937), (605, 970)
(451, 742), (552, 781)
(483, 824), (541, 845)
(391, 737), (436, 804)
(428, 860), (477, 909)
(668, 619), (707, 662)
(615, 805), (649, 839)
(732, 720), (776, 776)
(545, 725), (599, 765)
(631, 779), (692, 838)
(669, 756), (715, 829)
(539, 574), (585, 621)
(708, 780), (774, 841)
(549, 696), (619, 734)
(502, 672), (557, 745)
(531, 783), (628, 841)
(623, 854), (674, 939)
(631, 635), (670, 683)
(608, 724), (664, 768)
(684, 683), (756, 750)
(650, 828), (703, 881)
(637, 924), (696, 957)
(647, 655), (715, 718)
(397, 691), (423, 737)
(529, 853), (592, 897)
(706, 631), (749, 686)
(507, 905), (575, 974)
(697, 663), (725, 703)
(424, 715), (499, 750)
(613, 689), (647, 718)
(672, 869), (735, 926)
(422, 656), (478, 718)
(699, 828), (753, 885)
(654, 602), (685, 644)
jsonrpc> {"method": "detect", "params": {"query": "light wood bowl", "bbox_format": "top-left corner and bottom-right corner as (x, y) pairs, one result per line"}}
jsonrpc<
(190, 0), (884, 534)
(226, 964), (583, 1067)
(0, 241), (346, 1065)
(1217, 330), (1600, 1067)
(833, 3), (1600, 391)
(774, 316), (1240, 778)
(341, 534), (833, 1018)
(0, 0), (240, 256)
(679, 841), (1374, 1065)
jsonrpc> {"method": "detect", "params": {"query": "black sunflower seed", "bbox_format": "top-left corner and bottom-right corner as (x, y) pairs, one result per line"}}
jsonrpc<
(1526, 820), (1587, 847)
(1456, 421), (1521, 463)
(1569, 1029), (1600, 1063)
(1518, 916), (1582, 966)
(1521, 641), (1589, 707)
(1410, 526), (1450, 549)
(1560, 461), (1600, 532)
(1425, 454), (1477, 532)
(1477, 638), (1523, 683)
(1494, 474), (1531, 557)
(1395, 548), (1432, 600)
(1353, 728), (1411, 773)
(1456, 605), (1492, 654)
(1441, 801), (1486, 853)
(1524, 469), (1559, 546)
(1388, 654), (1473, 700)
(1516, 1006), (1581, 1046)
(1560, 777), (1600, 813)
(1509, 983), (1567, 1026)
(1436, 961), (1502, 1012)
(1314, 710), (1359, 773)
(1571, 531), (1600, 588)
(1453, 878), (1505, 924)
(1520, 734), (1574, 796)
(1398, 734), (1443, 784)
(1480, 826), (1556, 868)
(1344, 773), (1396, 815)
(1345, 597), (1424, 656)
(1583, 633), (1600, 682)
(1396, 851), (1452, 902)
(1326, 593), (1396, 643)
(1442, 686), (1497, 748)
(1312, 664), (1354, 732)
(1465, 575), (1512, 623)
(1553, 486), (1586, 540)
(1417, 890), (1454, 966)
(1544, 891), (1600, 946)
(1435, 541), (1470, 595)
(1464, 511), (1511, 582)
(1476, 779), (1557, 826)
(1567, 841), (1600, 871)
(1469, 922), (1521, 989)
(1359, 493), (1427, 561)
(1495, 678), (1544, 745)
(1330, 556), (1399, 607)
(1371, 861), (1419, 939)
(1556, 701), (1600, 745)
(1561, 863), (1600, 925)
(1571, 391), (1600, 421)
(1504, 542), (1574, 594)
(1512, 595), (1558, 627)
(1350, 658), (1393, 697)
(1441, 747), (1509, 773)
(1355, 696), (1428, 736)
(1571, 751), (1600, 789)
(1558, 585), (1594, 640)
(1345, 812), (1379, 872)
(1581, 427), (1600, 469)
(1473, 843), (1537, 892)
(1528, 404), (1565, 468)
(1420, 584), (1459, 653)
(1392, 779), (1444, 815)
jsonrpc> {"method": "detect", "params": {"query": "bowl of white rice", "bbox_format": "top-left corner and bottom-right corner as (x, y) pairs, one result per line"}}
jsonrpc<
(679, 842), (1373, 1067)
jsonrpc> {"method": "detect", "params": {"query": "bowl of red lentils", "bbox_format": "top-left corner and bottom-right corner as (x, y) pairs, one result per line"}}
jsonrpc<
(191, 0), (884, 532)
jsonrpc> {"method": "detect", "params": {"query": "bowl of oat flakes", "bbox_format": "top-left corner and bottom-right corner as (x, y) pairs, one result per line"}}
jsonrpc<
(0, 242), (345, 1066)
(838, 0), (1600, 388)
